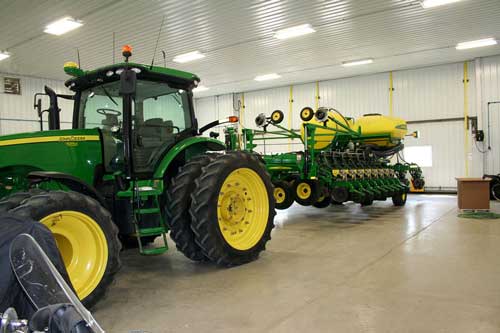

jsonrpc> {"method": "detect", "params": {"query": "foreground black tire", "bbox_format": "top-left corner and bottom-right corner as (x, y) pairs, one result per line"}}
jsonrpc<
(9, 190), (121, 308)
(166, 155), (214, 261)
(190, 152), (276, 266)
(392, 192), (408, 206)
(0, 189), (45, 213)
(273, 180), (294, 210)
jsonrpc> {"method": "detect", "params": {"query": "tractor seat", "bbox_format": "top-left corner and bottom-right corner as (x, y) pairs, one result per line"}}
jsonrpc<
(101, 114), (119, 131)
(134, 118), (175, 171)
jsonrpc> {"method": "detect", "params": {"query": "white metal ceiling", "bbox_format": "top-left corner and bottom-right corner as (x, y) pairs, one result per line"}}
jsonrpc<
(1, 0), (500, 97)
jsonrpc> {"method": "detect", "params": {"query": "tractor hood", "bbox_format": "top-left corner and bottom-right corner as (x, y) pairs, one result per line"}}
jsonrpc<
(0, 129), (100, 148)
(0, 129), (102, 197)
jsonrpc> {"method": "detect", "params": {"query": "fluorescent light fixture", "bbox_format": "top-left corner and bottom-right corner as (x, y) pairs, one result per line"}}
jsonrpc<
(193, 85), (209, 92)
(44, 17), (83, 36)
(420, 0), (462, 8)
(341, 58), (374, 67)
(173, 51), (205, 63)
(254, 73), (281, 81)
(456, 38), (497, 50)
(0, 51), (10, 61)
(274, 24), (316, 40)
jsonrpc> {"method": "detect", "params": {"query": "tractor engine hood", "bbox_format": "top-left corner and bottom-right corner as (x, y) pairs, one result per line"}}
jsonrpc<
(0, 129), (103, 197)
(0, 129), (101, 149)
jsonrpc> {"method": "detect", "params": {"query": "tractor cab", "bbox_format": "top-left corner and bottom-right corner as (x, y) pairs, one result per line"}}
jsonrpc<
(63, 46), (200, 176)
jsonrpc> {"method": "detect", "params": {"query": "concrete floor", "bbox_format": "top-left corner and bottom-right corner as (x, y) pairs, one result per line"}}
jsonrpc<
(94, 195), (500, 333)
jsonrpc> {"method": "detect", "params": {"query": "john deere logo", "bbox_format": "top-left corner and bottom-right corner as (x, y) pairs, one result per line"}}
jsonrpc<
(59, 136), (87, 142)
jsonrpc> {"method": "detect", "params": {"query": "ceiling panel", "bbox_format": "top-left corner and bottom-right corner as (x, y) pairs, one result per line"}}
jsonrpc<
(0, 0), (499, 97)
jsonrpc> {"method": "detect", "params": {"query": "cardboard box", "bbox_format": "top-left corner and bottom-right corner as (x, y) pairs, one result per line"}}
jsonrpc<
(456, 178), (490, 210)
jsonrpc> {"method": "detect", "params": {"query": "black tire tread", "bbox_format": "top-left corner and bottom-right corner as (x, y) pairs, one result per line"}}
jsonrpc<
(9, 190), (121, 308)
(0, 188), (46, 213)
(189, 152), (276, 267)
(165, 154), (214, 261)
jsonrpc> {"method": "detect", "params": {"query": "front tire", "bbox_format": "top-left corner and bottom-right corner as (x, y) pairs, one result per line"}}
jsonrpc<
(9, 190), (121, 308)
(190, 152), (275, 266)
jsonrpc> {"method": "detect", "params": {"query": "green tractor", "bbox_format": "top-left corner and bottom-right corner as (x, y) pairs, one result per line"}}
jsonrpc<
(0, 46), (275, 307)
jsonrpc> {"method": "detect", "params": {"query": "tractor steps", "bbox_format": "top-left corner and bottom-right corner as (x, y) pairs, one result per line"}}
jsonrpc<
(138, 226), (165, 237)
(124, 180), (169, 256)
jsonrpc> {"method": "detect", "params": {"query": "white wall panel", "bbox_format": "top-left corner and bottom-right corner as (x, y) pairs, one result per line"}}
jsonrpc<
(291, 82), (316, 129)
(393, 63), (466, 121)
(194, 96), (216, 129)
(393, 61), (481, 185)
(406, 122), (465, 189)
(194, 94), (236, 139)
(479, 55), (500, 175)
(0, 73), (72, 135)
(243, 87), (292, 154)
(319, 73), (390, 118)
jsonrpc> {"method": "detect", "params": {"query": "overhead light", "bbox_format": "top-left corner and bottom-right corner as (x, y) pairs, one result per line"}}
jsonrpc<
(420, 0), (462, 8)
(193, 85), (209, 92)
(173, 51), (205, 63)
(456, 38), (497, 50)
(341, 58), (374, 67)
(274, 24), (316, 40)
(254, 73), (281, 81)
(44, 17), (83, 36)
(0, 51), (10, 61)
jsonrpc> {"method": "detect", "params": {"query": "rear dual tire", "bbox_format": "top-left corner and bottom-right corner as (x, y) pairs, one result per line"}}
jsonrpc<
(165, 155), (214, 261)
(190, 152), (275, 266)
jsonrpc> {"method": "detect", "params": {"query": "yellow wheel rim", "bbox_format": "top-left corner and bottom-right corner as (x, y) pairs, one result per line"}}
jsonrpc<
(41, 211), (108, 300)
(272, 112), (281, 121)
(301, 109), (311, 120)
(274, 187), (286, 204)
(296, 182), (312, 200)
(402, 193), (407, 200)
(317, 193), (326, 202)
(217, 168), (269, 251)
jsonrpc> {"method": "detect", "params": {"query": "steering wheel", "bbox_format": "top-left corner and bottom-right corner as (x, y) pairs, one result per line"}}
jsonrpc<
(96, 108), (121, 116)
